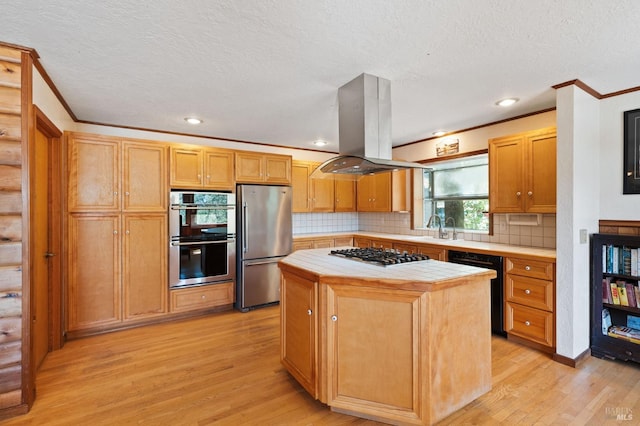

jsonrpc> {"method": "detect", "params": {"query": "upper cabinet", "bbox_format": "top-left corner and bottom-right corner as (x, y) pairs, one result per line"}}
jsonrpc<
(334, 179), (356, 212)
(292, 161), (336, 213)
(489, 127), (556, 214)
(170, 146), (234, 190)
(235, 151), (291, 184)
(67, 133), (167, 213)
(357, 170), (409, 212)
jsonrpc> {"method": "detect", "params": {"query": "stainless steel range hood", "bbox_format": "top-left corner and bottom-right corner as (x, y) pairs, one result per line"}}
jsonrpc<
(311, 73), (427, 179)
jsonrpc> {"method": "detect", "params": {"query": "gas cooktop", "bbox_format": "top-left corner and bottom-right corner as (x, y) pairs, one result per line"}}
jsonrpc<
(329, 247), (430, 266)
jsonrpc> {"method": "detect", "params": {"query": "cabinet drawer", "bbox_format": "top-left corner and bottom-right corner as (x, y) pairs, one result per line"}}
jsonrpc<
(506, 257), (554, 280)
(505, 302), (554, 347)
(170, 282), (234, 313)
(333, 236), (353, 247)
(313, 239), (334, 249)
(505, 274), (553, 311)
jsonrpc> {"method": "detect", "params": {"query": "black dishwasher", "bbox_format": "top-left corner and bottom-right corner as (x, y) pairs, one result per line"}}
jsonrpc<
(448, 250), (506, 337)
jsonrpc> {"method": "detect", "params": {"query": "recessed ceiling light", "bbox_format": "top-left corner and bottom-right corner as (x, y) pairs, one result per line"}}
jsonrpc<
(495, 98), (519, 107)
(432, 131), (446, 137)
(313, 139), (327, 146)
(184, 117), (202, 124)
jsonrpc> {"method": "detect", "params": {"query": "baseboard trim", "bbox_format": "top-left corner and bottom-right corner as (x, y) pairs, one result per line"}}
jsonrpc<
(552, 347), (591, 368)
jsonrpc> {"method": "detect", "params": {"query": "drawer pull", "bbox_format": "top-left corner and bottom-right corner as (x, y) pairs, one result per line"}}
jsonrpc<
(201, 295), (206, 299)
(331, 315), (338, 322)
(525, 265), (531, 271)
(524, 289), (531, 295)
(525, 321), (531, 326)
(307, 309), (312, 316)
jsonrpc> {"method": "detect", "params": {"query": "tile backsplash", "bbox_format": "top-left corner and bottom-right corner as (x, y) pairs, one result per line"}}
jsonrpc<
(294, 212), (556, 249)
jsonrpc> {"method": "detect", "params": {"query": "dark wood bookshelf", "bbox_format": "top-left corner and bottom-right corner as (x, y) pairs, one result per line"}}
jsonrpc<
(590, 233), (640, 364)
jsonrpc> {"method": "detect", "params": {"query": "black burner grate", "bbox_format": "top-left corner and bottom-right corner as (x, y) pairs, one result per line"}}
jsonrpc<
(329, 247), (430, 266)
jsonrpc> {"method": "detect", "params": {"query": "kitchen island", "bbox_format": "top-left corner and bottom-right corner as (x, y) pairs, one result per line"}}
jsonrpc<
(278, 248), (497, 425)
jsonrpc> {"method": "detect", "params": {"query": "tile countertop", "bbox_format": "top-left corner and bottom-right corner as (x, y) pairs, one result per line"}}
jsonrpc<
(279, 247), (497, 291)
(293, 231), (556, 261)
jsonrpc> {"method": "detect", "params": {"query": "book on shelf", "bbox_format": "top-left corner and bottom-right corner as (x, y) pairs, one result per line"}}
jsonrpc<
(603, 277), (612, 303)
(608, 325), (640, 344)
(619, 285), (630, 306)
(602, 309), (612, 335)
(622, 247), (632, 276)
(635, 284), (640, 309)
(603, 245), (640, 277)
(626, 282), (638, 308)
(629, 315), (640, 329)
(610, 282), (621, 305)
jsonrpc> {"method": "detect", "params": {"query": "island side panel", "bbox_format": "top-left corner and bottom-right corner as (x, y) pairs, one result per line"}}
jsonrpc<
(428, 275), (492, 423)
(324, 283), (429, 425)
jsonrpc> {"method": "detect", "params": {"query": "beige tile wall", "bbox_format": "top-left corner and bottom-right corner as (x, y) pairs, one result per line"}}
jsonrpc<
(293, 212), (557, 249)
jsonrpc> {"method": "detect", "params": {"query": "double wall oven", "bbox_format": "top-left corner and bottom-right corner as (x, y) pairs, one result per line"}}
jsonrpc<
(169, 191), (236, 289)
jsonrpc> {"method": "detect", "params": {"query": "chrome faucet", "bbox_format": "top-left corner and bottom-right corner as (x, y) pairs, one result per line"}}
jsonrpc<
(445, 217), (458, 240)
(427, 214), (447, 239)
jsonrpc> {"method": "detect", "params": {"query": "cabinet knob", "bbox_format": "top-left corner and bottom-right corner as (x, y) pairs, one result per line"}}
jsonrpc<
(528, 191), (533, 196)
(125, 191), (130, 196)
(114, 191), (118, 196)
(197, 174), (201, 178)
(206, 175), (210, 179)
(331, 315), (338, 322)
(524, 289), (531, 295)
(201, 295), (206, 299)
(625, 350), (633, 356)
(525, 265), (531, 271)
(113, 230), (118, 235)
(307, 309), (312, 316)
(516, 191), (521, 197)
(125, 230), (130, 235)
(524, 320), (531, 326)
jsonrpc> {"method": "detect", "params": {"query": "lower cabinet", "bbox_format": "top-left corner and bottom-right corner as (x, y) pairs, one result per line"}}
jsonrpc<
(280, 265), (492, 425)
(325, 283), (423, 418)
(280, 271), (318, 398)
(292, 236), (354, 251)
(504, 256), (555, 350)
(169, 282), (234, 313)
(67, 213), (167, 335)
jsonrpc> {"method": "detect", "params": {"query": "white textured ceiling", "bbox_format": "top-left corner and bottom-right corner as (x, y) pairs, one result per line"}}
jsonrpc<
(2, 0), (640, 151)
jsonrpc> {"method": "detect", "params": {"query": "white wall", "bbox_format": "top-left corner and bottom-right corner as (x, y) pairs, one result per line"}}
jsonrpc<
(393, 110), (556, 161)
(31, 65), (332, 163)
(599, 91), (640, 218)
(555, 85), (600, 359)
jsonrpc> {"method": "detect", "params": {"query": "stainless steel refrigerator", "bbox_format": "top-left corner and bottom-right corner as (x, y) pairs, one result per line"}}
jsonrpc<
(236, 184), (292, 311)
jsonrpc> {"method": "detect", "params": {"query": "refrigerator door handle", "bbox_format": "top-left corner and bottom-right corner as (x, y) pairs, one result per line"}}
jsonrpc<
(244, 258), (281, 266)
(242, 201), (248, 253)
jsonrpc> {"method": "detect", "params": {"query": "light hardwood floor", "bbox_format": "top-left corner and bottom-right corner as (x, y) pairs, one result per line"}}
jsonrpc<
(4, 306), (640, 425)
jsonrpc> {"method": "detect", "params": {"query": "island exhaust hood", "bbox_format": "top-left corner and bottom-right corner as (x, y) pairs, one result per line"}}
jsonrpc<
(311, 73), (427, 179)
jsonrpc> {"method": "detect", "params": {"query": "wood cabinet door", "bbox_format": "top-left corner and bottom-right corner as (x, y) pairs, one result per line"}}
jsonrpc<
(526, 131), (556, 213)
(281, 271), (318, 398)
(370, 173), (391, 211)
(170, 147), (203, 188)
(122, 214), (168, 320)
(353, 237), (370, 248)
(356, 175), (374, 211)
(67, 135), (120, 212)
(292, 240), (314, 251)
(292, 161), (312, 212)
(122, 141), (167, 212)
(417, 245), (447, 261)
(67, 214), (121, 331)
(264, 154), (291, 184)
(489, 135), (525, 213)
(311, 173), (334, 212)
(334, 179), (356, 212)
(325, 284), (424, 417)
(235, 152), (264, 182)
(204, 149), (235, 190)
